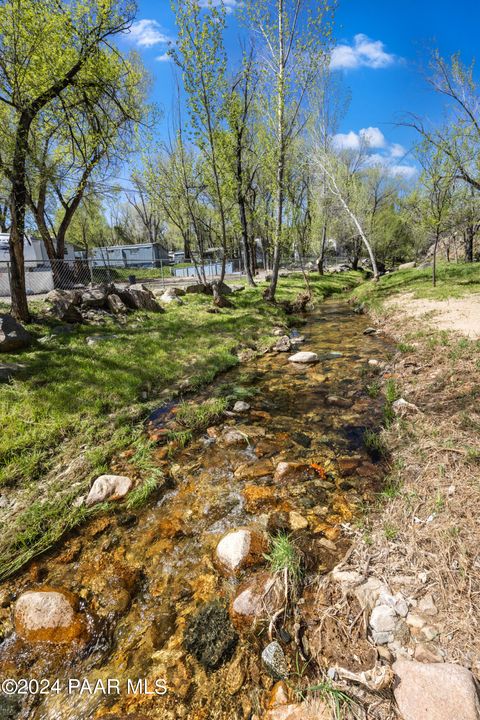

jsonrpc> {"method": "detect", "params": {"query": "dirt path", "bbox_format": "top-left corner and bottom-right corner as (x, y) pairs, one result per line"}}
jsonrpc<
(385, 292), (480, 338)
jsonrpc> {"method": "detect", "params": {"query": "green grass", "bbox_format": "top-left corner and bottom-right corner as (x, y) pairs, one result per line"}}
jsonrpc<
(351, 262), (480, 309)
(0, 272), (362, 580)
(363, 428), (387, 458)
(175, 397), (228, 431)
(265, 532), (303, 592)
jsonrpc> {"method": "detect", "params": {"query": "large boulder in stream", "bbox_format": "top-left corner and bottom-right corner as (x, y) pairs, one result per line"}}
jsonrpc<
(14, 588), (88, 643)
(0, 314), (32, 352)
(183, 601), (238, 671)
(214, 527), (268, 576)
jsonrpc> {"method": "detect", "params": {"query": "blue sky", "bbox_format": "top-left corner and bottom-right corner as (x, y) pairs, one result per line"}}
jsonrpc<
(118, 0), (480, 181)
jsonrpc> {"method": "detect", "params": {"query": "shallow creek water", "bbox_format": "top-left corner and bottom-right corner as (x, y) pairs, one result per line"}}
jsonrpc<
(0, 300), (391, 720)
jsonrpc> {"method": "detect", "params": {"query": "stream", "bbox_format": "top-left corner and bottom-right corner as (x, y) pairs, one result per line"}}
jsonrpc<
(0, 299), (392, 720)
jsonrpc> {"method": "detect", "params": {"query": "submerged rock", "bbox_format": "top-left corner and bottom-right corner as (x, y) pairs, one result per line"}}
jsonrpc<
(214, 527), (268, 576)
(262, 641), (289, 679)
(85, 474), (132, 506)
(393, 660), (480, 720)
(14, 588), (87, 643)
(183, 601), (238, 671)
(229, 572), (284, 631)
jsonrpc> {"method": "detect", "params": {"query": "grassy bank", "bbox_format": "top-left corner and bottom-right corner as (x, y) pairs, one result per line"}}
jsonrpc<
(343, 263), (480, 677)
(351, 262), (480, 309)
(0, 272), (361, 580)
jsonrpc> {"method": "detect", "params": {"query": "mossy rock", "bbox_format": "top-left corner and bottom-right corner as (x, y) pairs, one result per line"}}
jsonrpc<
(183, 601), (238, 671)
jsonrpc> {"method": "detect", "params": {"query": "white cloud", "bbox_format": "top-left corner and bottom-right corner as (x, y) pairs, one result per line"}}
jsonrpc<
(128, 20), (173, 48)
(332, 127), (386, 151)
(360, 127), (386, 148)
(390, 164), (417, 179)
(389, 143), (406, 159)
(331, 34), (397, 71)
(332, 131), (362, 151)
(198, 0), (239, 14)
(332, 128), (416, 179)
(156, 52), (172, 63)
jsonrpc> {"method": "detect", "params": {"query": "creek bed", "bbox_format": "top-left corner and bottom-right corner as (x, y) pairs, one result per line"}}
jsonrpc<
(0, 299), (392, 720)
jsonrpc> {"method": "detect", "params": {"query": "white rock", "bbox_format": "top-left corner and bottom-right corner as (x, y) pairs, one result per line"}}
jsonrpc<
(233, 401), (250, 412)
(331, 568), (363, 588)
(393, 398), (419, 416)
(85, 475), (132, 506)
(406, 613), (427, 629)
(355, 577), (389, 611)
(418, 594), (438, 616)
(288, 351), (318, 364)
(370, 605), (397, 644)
(378, 590), (409, 618)
(14, 590), (85, 643)
(216, 529), (251, 574)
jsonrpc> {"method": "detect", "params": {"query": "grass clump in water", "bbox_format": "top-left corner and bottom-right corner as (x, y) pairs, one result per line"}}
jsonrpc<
(176, 397), (228, 432)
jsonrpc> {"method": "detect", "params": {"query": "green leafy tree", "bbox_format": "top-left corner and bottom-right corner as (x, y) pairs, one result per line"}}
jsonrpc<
(242, 0), (334, 300)
(0, 0), (136, 321)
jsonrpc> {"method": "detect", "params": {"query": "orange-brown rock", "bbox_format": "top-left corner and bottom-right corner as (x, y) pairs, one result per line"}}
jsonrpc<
(14, 588), (88, 644)
(268, 681), (290, 708)
(234, 460), (274, 480)
(214, 527), (268, 576)
(337, 456), (361, 475)
(273, 462), (316, 483)
(264, 701), (331, 719)
(243, 484), (278, 513)
(229, 572), (284, 632)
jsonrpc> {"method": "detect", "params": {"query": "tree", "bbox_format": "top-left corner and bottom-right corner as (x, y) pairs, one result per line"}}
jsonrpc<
(171, 0), (230, 282)
(63, 193), (109, 255)
(127, 175), (166, 246)
(25, 52), (147, 267)
(416, 142), (455, 286)
(225, 48), (258, 286)
(0, 0), (136, 321)
(242, 0), (334, 301)
(314, 141), (380, 279)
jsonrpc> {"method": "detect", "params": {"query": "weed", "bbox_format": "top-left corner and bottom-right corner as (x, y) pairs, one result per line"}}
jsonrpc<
(363, 429), (387, 458)
(265, 532), (303, 592)
(366, 380), (381, 398)
(383, 522), (398, 541)
(379, 475), (401, 501)
(296, 678), (354, 719)
(398, 342), (415, 353)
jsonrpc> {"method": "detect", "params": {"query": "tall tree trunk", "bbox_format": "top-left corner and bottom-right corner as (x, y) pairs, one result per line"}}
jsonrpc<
(265, 0), (285, 302)
(317, 222), (327, 275)
(433, 230), (440, 287)
(236, 154), (255, 287)
(9, 113), (33, 323)
(464, 225), (474, 263)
